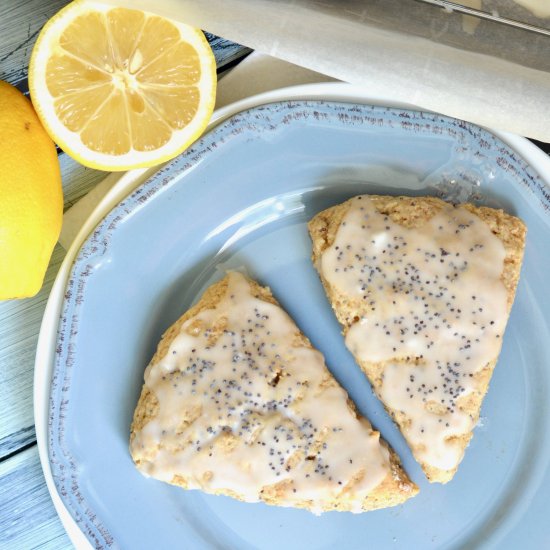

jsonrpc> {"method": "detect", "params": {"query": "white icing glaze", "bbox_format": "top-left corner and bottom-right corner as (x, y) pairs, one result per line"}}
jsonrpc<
(131, 272), (394, 511)
(320, 196), (508, 472)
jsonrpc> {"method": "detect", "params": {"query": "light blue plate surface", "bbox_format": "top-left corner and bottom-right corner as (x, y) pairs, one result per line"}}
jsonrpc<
(50, 101), (550, 549)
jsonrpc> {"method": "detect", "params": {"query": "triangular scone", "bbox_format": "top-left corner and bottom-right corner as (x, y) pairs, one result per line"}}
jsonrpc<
(308, 195), (526, 484)
(130, 271), (417, 512)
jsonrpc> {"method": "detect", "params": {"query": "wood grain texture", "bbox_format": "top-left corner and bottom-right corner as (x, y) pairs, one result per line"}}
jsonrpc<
(0, 446), (70, 549)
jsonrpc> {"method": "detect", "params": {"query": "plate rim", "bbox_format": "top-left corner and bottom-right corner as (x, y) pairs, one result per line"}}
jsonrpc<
(34, 82), (550, 549)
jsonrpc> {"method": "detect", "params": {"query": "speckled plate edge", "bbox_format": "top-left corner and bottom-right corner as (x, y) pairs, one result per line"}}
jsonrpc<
(34, 82), (550, 550)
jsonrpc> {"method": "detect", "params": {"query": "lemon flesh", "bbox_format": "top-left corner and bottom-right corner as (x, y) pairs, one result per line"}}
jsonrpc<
(29, 1), (216, 171)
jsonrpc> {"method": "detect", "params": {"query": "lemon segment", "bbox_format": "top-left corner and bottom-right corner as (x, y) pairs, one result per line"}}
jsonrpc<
(29, 1), (216, 171)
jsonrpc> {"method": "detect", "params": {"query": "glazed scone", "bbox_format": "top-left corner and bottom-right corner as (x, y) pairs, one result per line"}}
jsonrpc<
(130, 271), (418, 512)
(308, 195), (526, 484)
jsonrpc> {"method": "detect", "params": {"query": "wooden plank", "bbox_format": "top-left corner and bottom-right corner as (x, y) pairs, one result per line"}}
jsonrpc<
(0, 3), (248, 543)
(0, 445), (70, 549)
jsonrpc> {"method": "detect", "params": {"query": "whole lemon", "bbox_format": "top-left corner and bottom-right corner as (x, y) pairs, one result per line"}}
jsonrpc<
(0, 81), (62, 300)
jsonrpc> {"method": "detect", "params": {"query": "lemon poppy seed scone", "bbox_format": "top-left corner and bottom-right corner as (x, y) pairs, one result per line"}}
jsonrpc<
(308, 195), (526, 484)
(130, 271), (418, 512)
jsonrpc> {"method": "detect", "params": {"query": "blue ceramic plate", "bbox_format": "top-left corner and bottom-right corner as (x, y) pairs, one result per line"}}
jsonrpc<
(49, 101), (550, 549)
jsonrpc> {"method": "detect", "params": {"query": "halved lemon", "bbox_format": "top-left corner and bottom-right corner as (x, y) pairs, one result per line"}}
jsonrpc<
(29, 1), (216, 171)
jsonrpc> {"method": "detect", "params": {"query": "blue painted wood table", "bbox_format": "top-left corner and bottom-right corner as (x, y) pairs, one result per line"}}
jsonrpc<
(0, 2), (248, 548)
(1, 2), (549, 549)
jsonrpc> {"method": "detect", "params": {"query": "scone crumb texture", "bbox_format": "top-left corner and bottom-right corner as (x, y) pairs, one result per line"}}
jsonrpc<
(311, 195), (525, 481)
(130, 271), (417, 512)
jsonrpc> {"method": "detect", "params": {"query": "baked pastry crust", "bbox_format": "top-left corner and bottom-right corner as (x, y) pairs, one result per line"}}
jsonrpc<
(130, 272), (418, 511)
(308, 195), (526, 483)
